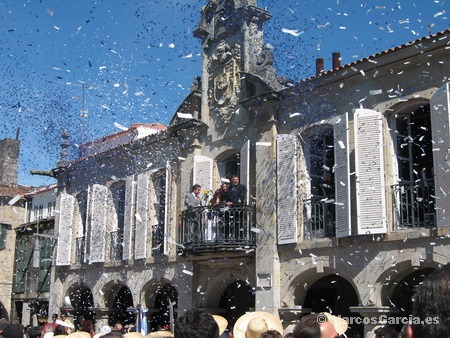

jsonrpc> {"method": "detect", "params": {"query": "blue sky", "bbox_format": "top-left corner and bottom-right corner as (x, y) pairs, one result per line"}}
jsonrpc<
(1, 0), (448, 187)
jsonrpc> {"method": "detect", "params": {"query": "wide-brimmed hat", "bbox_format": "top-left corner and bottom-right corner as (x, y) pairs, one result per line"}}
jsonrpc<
(67, 333), (91, 338)
(321, 312), (348, 335)
(233, 311), (283, 338)
(145, 331), (174, 338)
(212, 315), (228, 336)
(124, 333), (145, 338)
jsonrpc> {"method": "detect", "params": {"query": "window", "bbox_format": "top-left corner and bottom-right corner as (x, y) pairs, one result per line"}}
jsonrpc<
(392, 105), (435, 228)
(304, 129), (335, 238)
(37, 237), (53, 292)
(0, 224), (8, 250)
(152, 172), (167, 256)
(111, 183), (125, 260)
(47, 201), (56, 217)
(14, 237), (32, 293)
(76, 191), (88, 263)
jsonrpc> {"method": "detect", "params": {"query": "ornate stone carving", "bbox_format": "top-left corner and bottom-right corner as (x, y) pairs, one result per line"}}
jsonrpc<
(208, 40), (241, 122)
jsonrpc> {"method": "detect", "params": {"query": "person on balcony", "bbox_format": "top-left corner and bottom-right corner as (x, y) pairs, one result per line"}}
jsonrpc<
(184, 184), (203, 243)
(184, 184), (203, 208)
(224, 176), (246, 241)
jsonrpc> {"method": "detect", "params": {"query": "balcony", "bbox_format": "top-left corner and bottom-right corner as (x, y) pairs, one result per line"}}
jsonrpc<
(303, 197), (336, 239)
(179, 205), (256, 254)
(392, 179), (436, 228)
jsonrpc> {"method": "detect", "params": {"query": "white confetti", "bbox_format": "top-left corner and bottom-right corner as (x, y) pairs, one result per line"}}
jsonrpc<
(177, 112), (193, 119)
(182, 269), (193, 276)
(281, 28), (304, 37)
(8, 195), (21, 206)
(256, 142), (272, 146)
(47, 8), (54, 16)
(289, 112), (301, 118)
(114, 122), (128, 130)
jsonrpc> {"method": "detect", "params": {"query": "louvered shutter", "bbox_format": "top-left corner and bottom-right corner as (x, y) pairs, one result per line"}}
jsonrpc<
(135, 172), (149, 259)
(334, 113), (352, 238)
(276, 134), (298, 244)
(430, 83), (450, 226)
(163, 162), (172, 255)
(56, 192), (75, 265)
(122, 176), (135, 260)
(240, 140), (251, 204)
(89, 184), (108, 263)
(354, 108), (387, 234)
(193, 155), (213, 194)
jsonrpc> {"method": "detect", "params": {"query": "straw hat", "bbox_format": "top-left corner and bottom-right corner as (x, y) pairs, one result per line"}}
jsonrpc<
(67, 333), (92, 338)
(321, 312), (348, 336)
(145, 331), (174, 338)
(212, 315), (228, 336)
(233, 311), (283, 338)
(124, 333), (145, 338)
(53, 336), (67, 338)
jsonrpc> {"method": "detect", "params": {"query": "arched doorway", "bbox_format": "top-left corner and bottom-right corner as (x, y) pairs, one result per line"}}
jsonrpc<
(109, 285), (135, 327)
(68, 286), (95, 329)
(303, 275), (361, 335)
(386, 267), (435, 331)
(219, 280), (255, 330)
(149, 284), (178, 332)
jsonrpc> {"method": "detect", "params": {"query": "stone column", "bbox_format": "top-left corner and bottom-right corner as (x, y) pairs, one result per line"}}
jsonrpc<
(350, 306), (397, 338)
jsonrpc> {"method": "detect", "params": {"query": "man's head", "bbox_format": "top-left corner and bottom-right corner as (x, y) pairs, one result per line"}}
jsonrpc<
(405, 263), (450, 338)
(292, 314), (338, 338)
(51, 314), (58, 322)
(192, 184), (201, 195)
(174, 309), (219, 338)
(0, 323), (23, 338)
(231, 176), (239, 186)
(61, 313), (66, 321)
(374, 324), (398, 338)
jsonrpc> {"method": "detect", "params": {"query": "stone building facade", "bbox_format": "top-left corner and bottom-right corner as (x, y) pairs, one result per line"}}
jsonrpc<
(47, 1), (449, 337)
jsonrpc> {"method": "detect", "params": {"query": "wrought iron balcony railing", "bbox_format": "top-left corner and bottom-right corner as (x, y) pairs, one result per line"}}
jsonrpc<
(179, 205), (256, 252)
(110, 231), (123, 261)
(303, 197), (336, 239)
(392, 179), (436, 228)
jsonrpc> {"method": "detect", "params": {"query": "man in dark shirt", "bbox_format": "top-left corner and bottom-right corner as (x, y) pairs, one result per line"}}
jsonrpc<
(226, 175), (246, 206)
(225, 175), (247, 241)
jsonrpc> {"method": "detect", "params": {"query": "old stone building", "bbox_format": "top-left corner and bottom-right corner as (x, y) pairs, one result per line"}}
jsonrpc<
(47, 0), (449, 336)
(0, 137), (34, 320)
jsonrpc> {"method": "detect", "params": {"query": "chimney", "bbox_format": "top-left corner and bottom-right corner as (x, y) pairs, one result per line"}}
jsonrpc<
(332, 52), (341, 69)
(316, 58), (324, 75)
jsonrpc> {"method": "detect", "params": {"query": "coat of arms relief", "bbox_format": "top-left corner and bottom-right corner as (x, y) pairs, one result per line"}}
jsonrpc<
(208, 40), (242, 122)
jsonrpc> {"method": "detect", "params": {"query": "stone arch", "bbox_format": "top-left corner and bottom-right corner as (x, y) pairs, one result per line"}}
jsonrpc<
(64, 282), (95, 325)
(0, 301), (8, 321)
(142, 278), (178, 332)
(284, 264), (361, 308)
(202, 269), (255, 329)
(100, 280), (135, 326)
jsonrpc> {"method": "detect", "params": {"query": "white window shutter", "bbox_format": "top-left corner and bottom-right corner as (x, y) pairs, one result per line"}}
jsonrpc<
(276, 134), (298, 244)
(354, 108), (387, 234)
(89, 184), (108, 263)
(430, 83), (450, 226)
(135, 172), (149, 259)
(163, 162), (172, 256)
(122, 176), (136, 260)
(334, 113), (352, 238)
(240, 140), (251, 204)
(193, 155), (213, 193)
(56, 192), (75, 266)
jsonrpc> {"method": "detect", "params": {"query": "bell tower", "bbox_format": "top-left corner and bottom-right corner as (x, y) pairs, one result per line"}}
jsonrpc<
(194, 0), (274, 124)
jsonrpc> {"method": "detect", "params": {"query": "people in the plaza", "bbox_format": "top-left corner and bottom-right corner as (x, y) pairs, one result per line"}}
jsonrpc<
(374, 324), (399, 338)
(403, 263), (450, 338)
(0, 322), (24, 338)
(212, 315), (228, 337)
(260, 330), (283, 338)
(184, 184), (202, 208)
(173, 309), (219, 338)
(60, 313), (74, 334)
(292, 313), (348, 338)
(26, 327), (42, 338)
(233, 311), (283, 338)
